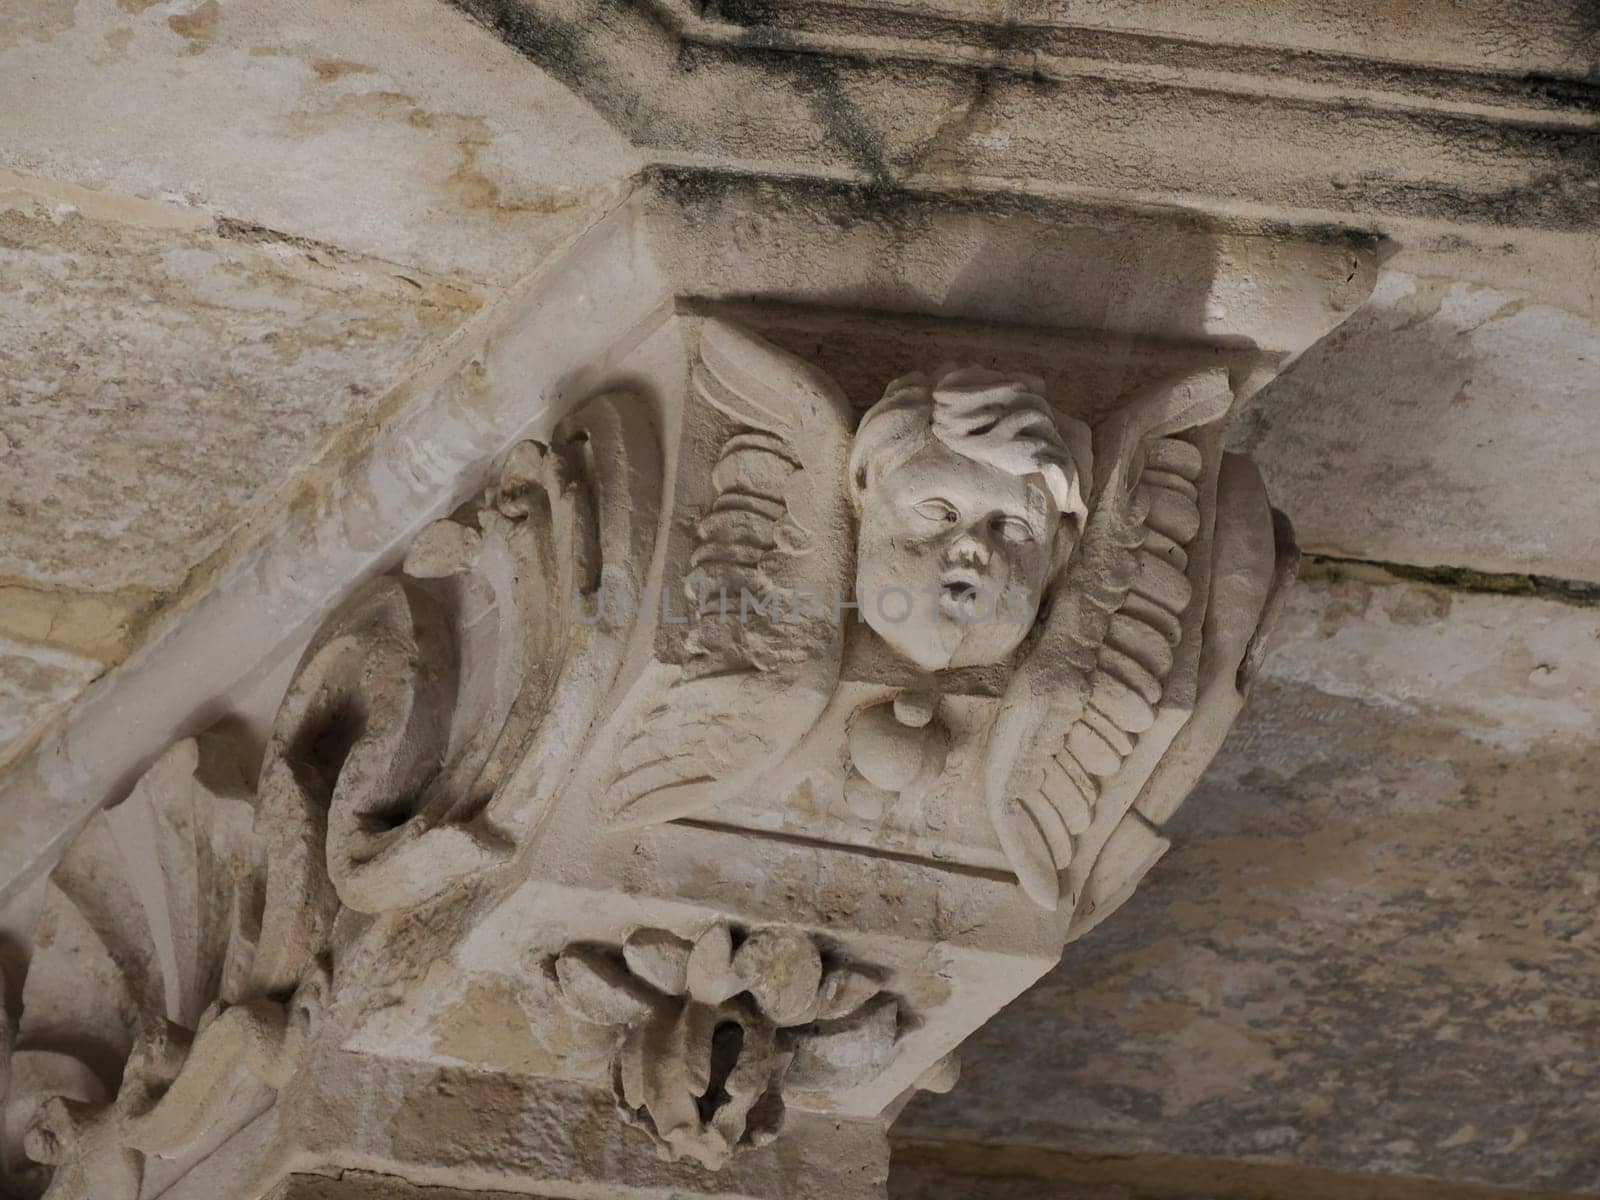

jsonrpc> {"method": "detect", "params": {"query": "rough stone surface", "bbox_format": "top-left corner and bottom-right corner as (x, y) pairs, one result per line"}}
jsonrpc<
(265, 1175), (534, 1200)
(0, 2), (1596, 1197)
(726, 0), (1600, 78)
(0, 182), (478, 764)
(1235, 271), (1600, 585)
(0, 642), (99, 756)
(899, 574), (1600, 1195)
(0, 0), (638, 284)
(886, 1139), (1577, 1200)
(0, 191), (478, 593)
(446, 0), (1600, 313)
(891, 1154), (1130, 1200)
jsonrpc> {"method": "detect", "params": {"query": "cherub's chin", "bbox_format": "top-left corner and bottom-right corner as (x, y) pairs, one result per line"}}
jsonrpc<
(879, 628), (959, 673)
(903, 645), (956, 673)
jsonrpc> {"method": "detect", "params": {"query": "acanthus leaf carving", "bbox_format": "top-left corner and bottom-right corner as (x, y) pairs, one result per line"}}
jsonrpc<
(550, 922), (898, 1170)
(2, 733), (326, 1200)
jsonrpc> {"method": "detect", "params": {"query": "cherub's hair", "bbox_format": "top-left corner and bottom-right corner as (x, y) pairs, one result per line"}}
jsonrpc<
(849, 366), (1088, 524)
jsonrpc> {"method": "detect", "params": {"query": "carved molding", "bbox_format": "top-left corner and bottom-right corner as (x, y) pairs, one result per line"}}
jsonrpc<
(450, 0), (1598, 235)
(0, 313), (1296, 1198)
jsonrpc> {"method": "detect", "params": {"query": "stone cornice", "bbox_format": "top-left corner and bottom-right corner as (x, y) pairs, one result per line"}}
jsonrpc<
(673, 0), (1600, 127)
(447, 0), (1600, 235)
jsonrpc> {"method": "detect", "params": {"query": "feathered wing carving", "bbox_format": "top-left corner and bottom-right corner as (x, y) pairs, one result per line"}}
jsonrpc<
(607, 320), (855, 827)
(983, 369), (1233, 909)
(1063, 456), (1296, 941)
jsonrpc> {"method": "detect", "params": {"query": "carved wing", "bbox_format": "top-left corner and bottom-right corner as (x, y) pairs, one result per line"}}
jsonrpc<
(983, 369), (1233, 908)
(607, 320), (855, 827)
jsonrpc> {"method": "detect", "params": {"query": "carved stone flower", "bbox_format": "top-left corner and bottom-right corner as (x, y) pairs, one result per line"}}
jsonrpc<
(550, 922), (897, 1170)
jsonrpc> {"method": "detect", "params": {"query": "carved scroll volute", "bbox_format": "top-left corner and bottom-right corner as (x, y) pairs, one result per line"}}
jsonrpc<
(243, 387), (666, 929)
(254, 576), (475, 936)
(0, 387), (666, 1194)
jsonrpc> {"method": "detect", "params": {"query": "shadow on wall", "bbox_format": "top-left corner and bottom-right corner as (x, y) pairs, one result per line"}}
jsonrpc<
(891, 668), (1600, 1196)
(663, 178), (1241, 428)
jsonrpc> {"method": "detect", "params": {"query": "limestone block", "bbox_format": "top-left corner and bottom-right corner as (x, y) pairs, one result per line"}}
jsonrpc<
(0, 187), (479, 595)
(0, 0), (638, 284)
(1235, 271), (1600, 585)
(898, 575), (1600, 1195)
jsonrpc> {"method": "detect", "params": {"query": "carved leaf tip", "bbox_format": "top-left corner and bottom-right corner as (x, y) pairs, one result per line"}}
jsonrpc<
(553, 949), (657, 1026)
(686, 922), (740, 1005)
(734, 928), (822, 1026)
(992, 796), (1063, 910)
(622, 929), (693, 996)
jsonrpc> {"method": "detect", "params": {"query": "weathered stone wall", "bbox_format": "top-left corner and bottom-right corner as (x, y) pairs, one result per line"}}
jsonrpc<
(899, 572), (1600, 1194)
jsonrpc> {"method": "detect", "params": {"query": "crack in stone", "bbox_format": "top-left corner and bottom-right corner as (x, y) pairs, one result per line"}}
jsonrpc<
(1301, 554), (1600, 607)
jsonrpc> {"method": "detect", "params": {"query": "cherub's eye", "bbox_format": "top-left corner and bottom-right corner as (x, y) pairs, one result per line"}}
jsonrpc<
(913, 498), (959, 525)
(992, 515), (1036, 543)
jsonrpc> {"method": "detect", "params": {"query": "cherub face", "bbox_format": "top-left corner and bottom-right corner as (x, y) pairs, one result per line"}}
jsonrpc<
(855, 438), (1064, 671)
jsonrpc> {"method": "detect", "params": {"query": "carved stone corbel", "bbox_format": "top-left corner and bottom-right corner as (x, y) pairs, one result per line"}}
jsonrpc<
(1, 315), (1295, 1200)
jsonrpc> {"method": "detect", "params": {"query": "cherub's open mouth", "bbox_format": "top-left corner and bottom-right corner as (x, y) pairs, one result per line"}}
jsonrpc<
(938, 569), (985, 619)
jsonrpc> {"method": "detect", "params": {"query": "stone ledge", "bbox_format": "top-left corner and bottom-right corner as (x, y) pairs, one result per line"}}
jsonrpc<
(450, 0), (1600, 236)
(887, 1138), (1594, 1200)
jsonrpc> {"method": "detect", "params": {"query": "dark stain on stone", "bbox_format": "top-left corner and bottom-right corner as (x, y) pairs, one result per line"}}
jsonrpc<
(449, 0), (1599, 231)
(445, 0), (644, 134)
(642, 161), (1378, 257)
(1521, 73), (1600, 116)
(213, 217), (348, 261)
(448, 0), (898, 186)
(780, 54), (895, 190)
(167, 0), (219, 55)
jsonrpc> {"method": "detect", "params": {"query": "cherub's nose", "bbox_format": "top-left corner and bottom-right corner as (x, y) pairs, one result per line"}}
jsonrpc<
(944, 529), (991, 567)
